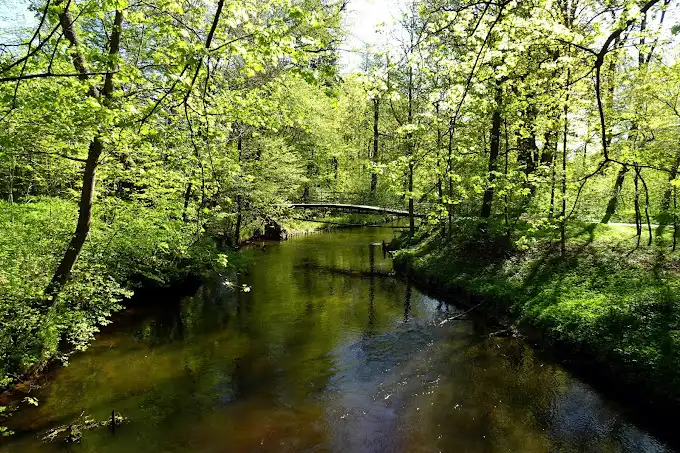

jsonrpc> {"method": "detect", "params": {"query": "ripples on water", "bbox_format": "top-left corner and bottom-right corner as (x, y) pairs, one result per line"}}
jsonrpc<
(0, 228), (675, 452)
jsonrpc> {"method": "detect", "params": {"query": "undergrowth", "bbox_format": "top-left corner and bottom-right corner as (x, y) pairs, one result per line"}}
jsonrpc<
(0, 196), (235, 430)
(394, 221), (680, 405)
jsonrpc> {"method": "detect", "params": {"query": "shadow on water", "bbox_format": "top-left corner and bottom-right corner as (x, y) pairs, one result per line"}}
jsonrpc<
(0, 227), (677, 453)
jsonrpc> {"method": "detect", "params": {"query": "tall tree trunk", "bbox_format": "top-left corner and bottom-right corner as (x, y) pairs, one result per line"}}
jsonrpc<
(656, 150), (680, 237)
(182, 181), (193, 222)
(480, 87), (502, 219)
(560, 123), (568, 255)
(408, 162), (415, 237)
(435, 102), (444, 236)
(636, 165), (653, 246)
(549, 157), (557, 219)
(674, 186), (678, 251)
(561, 62), (571, 256)
(234, 136), (243, 246)
(447, 118), (454, 240)
(371, 98), (379, 195)
(46, 8), (123, 298)
(517, 105), (538, 184)
(599, 33), (623, 224)
(601, 165), (628, 223)
(48, 139), (104, 295)
(634, 168), (642, 246)
(542, 129), (558, 166)
(503, 120), (510, 239)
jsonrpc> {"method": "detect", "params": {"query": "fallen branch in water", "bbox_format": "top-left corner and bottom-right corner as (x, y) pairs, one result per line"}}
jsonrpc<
(439, 301), (487, 326)
(42, 411), (127, 443)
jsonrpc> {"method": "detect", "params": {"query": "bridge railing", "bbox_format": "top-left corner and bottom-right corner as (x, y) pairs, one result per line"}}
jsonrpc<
(302, 189), (410, 212)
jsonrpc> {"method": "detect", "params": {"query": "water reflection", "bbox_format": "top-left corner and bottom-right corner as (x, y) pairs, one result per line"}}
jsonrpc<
(0, 228), (675, 453)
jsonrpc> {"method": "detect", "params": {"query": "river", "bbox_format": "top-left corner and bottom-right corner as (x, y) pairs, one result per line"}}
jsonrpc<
(1, 227), (676, 452)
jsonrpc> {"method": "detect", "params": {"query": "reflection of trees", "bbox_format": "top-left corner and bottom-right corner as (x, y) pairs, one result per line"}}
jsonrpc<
(404, 337), (667, 453)
(7, 229), (668, 453)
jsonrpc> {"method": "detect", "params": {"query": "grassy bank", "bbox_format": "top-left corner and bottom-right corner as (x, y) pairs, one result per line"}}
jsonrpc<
(0, 197), (234, 416)
(394, 222), (680, 406)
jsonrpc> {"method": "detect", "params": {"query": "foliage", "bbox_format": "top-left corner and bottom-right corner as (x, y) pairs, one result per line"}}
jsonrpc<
(2, 0), (680, 431)
(395, 223), (680, 404)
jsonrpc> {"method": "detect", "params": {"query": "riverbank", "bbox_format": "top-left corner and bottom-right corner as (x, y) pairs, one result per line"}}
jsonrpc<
(0, 197), (238, 426)
(284, 214), (396, 235)
(0, 199), (392, 430)
(393, 222), (680, 411)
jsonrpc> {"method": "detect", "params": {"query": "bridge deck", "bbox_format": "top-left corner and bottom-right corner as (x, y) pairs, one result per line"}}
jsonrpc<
(288, 203), (425, 218)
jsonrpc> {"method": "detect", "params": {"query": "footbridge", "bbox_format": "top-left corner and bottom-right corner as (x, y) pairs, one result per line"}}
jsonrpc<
(283, 190), (429, 222)
(288, 203), (426, 219)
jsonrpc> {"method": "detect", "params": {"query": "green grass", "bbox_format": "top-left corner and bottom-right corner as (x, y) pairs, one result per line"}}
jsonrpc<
(394, 221), (680, 404)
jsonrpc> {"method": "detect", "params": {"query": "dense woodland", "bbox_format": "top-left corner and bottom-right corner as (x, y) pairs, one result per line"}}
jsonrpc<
(2, 0), (680, 427)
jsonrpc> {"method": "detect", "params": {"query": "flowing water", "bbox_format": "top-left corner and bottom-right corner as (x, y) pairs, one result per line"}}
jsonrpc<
(1, 227), (676, 452)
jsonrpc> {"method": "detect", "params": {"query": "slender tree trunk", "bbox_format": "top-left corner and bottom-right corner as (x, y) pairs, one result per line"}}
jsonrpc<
(371, 98), (380, 196)
(503, 120), (510, 240)
(182, 180), (193, 222)
(408, 163), (415, 237)
(517, 105), (538, 184)
(542, 129), (558, 166)
(447, 118), (454, 240)
(407, 64), (415, 239)
(480, 86), (502, 219)
(46, 9), (123, 298)
(435, 102), (444, 236)
(661, 153), (680, 211)
(674, 186), (678, 251)
(561, 64), (571, 256)
(636, 165), (653, 246)
(47, 140), (104, 295)
(549, 157), (557, 219)
(656, 150), (680, 237)
(601, 165), (628, 223)
(634, 168), (642, 246)
(7, 154), (14, 204)
(599, 33), (624, 224)
(234, 136), (243, 246)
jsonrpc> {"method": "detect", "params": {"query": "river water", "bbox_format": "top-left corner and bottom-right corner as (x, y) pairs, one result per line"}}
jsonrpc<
(1, 227), (676, 452)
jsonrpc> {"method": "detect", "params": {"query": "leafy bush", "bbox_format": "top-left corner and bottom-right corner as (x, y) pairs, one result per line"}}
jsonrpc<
(0, 197), (228, 391)
(395, 222), (680, 404)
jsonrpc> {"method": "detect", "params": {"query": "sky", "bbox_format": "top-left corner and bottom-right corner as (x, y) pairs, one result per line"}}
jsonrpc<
(0, 0), (35, 44)
(339, 0), (404, 71)
(2, 0), (676, 71)
(0, 0), (396, 70)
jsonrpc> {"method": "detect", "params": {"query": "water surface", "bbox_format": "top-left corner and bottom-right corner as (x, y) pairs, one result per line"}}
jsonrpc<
(1, 227), (675, 452)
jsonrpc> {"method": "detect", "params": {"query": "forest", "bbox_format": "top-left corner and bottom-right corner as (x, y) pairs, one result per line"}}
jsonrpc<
(1, 0), (680, 431)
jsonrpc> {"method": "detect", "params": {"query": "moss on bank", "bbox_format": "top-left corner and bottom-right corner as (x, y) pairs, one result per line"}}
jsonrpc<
(393, 222), (680, 406)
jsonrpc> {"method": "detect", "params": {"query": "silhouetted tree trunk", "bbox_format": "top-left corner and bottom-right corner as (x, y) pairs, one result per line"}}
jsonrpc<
(517, 106), (538, 182)
(634, 167), (642, 246)
(656, 151), (680, 237)
(371, 98), (380, 195)
(447, 119), (454, 240)
(560, 39), (572, 255)
(407, 64), (415, 238)
(480, 86), (502, 219)
(182, 179), (193, 222)
(234, 135), (243, 246)
(601, 165), (628, 223)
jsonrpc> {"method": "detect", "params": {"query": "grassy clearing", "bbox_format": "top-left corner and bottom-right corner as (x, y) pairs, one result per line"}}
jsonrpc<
(394, 221), (680, 405)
